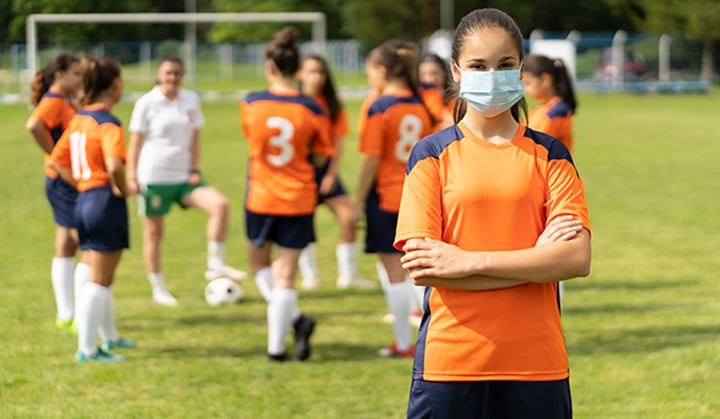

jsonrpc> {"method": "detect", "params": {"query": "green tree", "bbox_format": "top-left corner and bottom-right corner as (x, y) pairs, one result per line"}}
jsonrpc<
(606, 0), (719, 82)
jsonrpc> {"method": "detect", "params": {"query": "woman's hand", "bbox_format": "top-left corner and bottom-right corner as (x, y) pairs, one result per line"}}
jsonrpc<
(535, 215), (583, 247)
(401, 238), (472, 280)
(318, 174), (336, 196)
(188, 171), (201, 186)
(125, 178), (139, 196)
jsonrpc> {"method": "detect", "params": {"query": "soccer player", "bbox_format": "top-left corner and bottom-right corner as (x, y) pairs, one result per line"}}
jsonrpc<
(523, 54), (578, 153)
(25, 53), (90, 330)
(395, 8), (591, 417)
(418, 52), (455, 129)
(48, 57), (134, 363)
(126, 55), (246, 307)
(241, 27), (334, 362)
(296, 54), (375, 290)
(356, 40), (434, 358)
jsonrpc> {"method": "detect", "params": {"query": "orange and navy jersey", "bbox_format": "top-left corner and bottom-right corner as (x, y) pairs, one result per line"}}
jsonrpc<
(312, 95), (349, 141)
(418, 82), (446, 131)
(528, 96), (574, 152)
(360, 91), (434, 213)
(395, 123), (590, 382)
(50, 104), (126, 192)
(241, 89), (334, 216)
(357, 89), (379, 136)
(30, 92), (77, 178)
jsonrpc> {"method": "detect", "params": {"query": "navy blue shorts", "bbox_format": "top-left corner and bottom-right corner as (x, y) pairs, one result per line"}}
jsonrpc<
(75, 186), (129, 252)
(364, 187), (400, 254)
(45, 175), (78, 228)
(314, 160), (347, 203)
(245, 209), (315, 249)
(406, 378), (572, 419)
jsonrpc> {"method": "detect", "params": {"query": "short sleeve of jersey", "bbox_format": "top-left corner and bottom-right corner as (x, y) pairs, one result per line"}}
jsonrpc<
(333, 107), (350, 140)
(128, 96), (148, 134)
(188, 91), (205, 129)
(359, 107), (384, 156)
(544, 141), (590, 233)
(100, 123), (127, 162)
(313, 114), (334, 157)
(394, 153), (443, 250)
(31, 97), (71, 130)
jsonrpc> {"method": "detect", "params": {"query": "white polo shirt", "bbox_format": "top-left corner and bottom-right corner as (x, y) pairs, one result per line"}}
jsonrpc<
(129, 86), (205, 184)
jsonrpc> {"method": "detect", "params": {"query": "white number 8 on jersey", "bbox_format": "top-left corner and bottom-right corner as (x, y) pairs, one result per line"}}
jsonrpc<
(394, 114), (423, 162)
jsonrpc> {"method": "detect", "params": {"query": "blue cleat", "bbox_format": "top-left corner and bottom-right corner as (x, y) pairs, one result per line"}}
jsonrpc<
(75, 348), (125, 363)
(101, 338), (136, 352)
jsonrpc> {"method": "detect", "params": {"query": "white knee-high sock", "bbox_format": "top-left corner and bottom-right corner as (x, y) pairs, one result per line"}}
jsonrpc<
(298, 243), (319, 283)
(207, 241), (225, 271)
(267, 288), (298, 355)
(254, 267), (273, 302)
(73, 262), (90, 317)
(98, 286), (120, 343)
(385, 280), (413, 351)
(336, 242), (358, 279)
(376, 261), (390, 292)
(52, 257), (76, 321)
(77, 282), (110, 356)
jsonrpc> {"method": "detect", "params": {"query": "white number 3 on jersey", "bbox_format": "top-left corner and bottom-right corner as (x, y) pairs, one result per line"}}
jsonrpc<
(266, 116), (295, 167)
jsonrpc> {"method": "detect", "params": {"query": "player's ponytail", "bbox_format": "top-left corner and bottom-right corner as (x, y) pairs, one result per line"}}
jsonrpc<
(82, 57), (121, 104)
(524, 54), (578, 113)
(29, 53), (79, 105)
(266, 27), (300, 77)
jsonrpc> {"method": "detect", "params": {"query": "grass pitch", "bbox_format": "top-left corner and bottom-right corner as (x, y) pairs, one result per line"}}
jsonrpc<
(1, 91), (719, 418)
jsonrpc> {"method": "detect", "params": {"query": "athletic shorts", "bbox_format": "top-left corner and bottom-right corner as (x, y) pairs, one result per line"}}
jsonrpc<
(364, 187), (400, 254)
(245, 208), (315, 249)
(137, 180), (207, 216)
(45, 175), (78, 228)
(314, 159), (347, 203)
(406, 378), (572, 419)
(75, 185), (129, 252)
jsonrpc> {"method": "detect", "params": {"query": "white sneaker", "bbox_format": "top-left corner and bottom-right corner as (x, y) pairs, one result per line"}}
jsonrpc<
(301, 276), (321, 290)
(152, 288), (178, 307)
(337, 275), (377, 289)
(205, 265), (248, 282)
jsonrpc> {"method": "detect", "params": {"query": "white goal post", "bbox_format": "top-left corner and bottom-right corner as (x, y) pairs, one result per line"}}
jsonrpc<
(25, 12), (327, 80)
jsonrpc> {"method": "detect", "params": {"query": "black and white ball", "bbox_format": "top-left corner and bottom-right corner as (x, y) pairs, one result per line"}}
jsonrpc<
(205, 277), (244, 306)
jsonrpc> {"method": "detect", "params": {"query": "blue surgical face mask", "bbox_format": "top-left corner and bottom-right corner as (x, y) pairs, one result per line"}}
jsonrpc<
(455, 64), (524, 118)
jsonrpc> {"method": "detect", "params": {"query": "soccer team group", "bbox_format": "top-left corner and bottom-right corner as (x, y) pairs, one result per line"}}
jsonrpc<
(28, 7), (591, 417)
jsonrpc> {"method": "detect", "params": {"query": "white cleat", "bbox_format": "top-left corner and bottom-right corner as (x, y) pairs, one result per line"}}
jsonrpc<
(152, 287), (179, 307)
(337, 275), (377, 289)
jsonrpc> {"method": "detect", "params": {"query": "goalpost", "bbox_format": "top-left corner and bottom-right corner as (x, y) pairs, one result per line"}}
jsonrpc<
(25, 12), (326, 84)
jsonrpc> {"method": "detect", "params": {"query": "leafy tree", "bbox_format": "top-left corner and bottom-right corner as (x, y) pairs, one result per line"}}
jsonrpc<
(606, 0), (719, 82)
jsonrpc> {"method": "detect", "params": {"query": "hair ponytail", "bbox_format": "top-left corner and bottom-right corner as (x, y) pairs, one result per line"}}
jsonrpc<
(524, 54), (577, 113)
(29, 53), (79, 105)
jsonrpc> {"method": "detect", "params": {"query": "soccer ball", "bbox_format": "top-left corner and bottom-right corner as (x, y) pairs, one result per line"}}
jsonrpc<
(204, 277), (244, 306)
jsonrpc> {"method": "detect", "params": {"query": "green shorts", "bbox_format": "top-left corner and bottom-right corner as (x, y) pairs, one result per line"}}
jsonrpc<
(138, 181), (207, 216)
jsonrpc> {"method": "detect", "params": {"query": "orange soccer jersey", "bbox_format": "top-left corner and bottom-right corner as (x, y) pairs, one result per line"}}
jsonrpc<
(30, 92), (77, 178)
(50, 104), (126, 192)
(241, 89), (334, 216)
(312, 95), (349, 140)
(418, 82), (446, 130)
(359, 92), (434, 213)
(528, 96), (574, 152)
(395, 123), (590, 382)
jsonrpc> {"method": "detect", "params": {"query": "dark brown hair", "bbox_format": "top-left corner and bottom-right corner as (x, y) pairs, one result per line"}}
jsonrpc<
(29, 53), (80, 105)
(368, 40), (436, 126)
(451, 8), (528, 123)
(82, 57), (122, 104)
(524, 54), (577, 113)
(419, 52), (452, 104)
(301, 54), (342, 123)
(266, 27), (300, 77)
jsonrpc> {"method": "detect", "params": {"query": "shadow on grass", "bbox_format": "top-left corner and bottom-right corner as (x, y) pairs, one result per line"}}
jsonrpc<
(568, 324), (720, 355)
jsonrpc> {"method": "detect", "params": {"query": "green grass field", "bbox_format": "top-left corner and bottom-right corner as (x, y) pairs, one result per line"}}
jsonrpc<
(1, 91), (719, 418)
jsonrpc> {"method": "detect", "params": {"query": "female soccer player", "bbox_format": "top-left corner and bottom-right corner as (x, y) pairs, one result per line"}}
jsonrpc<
(296, 54), (374, 290)
(356, 40), (434, 358)
(523, 54), (578, 152)
(126, 56), (245, 307)
(418, 52), (454, 130)
(241, 27), (334, 361)
(25, 53), (89, 330)
(395, 8), (591, 417)
(49, 57), (134, 363)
